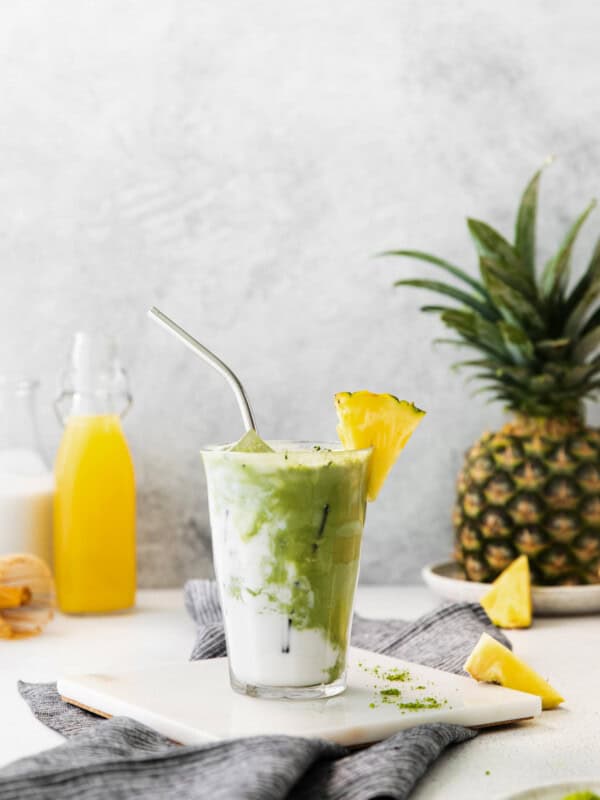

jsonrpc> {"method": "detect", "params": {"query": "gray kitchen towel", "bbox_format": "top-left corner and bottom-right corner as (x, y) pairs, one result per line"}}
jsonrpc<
(2, 581), (509, 800)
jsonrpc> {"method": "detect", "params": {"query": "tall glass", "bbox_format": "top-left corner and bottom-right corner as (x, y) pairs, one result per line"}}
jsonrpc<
(201, 440), (371, 699)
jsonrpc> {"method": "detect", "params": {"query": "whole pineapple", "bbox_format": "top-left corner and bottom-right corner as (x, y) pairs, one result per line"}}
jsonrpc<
(386, 164), (600, 585)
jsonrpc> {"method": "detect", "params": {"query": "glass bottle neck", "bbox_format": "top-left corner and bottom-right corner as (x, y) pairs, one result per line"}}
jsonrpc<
(0, 379), (48, 473)
(55, 333), (132, 424)
(66, 391), (128, 418)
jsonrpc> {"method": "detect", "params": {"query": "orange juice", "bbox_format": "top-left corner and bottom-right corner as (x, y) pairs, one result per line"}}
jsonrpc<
(54, 414), (136, 613)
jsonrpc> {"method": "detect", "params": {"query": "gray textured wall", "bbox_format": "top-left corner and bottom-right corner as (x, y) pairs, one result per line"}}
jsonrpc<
(2, 1), (600, 586)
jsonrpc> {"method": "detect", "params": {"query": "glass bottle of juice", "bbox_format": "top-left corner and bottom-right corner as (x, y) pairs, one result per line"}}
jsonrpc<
(54, 333), (136, 613)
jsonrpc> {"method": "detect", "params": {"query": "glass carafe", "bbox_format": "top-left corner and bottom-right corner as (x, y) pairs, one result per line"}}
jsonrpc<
(0, 378), (54, 564)
(54, 333), (136, 613)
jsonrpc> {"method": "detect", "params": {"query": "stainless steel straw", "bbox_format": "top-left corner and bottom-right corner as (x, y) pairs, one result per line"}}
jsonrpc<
(147, 306), (258, 434)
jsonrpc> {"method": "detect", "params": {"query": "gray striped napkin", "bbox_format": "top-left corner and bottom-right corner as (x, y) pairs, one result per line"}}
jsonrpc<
(1, 580), (509, 800)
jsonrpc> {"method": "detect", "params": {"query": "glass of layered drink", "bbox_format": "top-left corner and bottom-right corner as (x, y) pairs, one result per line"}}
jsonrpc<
(201, 438), (372, 699)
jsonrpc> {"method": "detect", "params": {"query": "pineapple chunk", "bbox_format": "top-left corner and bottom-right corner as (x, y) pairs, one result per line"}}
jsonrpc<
(464, 632), (564, 709)
(334, 391), (425, 501)
(480, 555), (532, 628)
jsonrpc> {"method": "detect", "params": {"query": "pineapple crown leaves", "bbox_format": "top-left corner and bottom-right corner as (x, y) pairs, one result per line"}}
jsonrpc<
(381, 162), (600, 420)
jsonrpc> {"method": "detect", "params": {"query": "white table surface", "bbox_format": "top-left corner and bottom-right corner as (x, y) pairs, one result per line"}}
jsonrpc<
(1, 585), (599, 799)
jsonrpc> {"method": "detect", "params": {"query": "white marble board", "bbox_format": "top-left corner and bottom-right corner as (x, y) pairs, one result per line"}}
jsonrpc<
(57, 647), (541, 747)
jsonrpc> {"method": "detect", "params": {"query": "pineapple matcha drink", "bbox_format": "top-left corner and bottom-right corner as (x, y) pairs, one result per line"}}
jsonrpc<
(202, 437), (371, 698)
(148, 313), (425, 698)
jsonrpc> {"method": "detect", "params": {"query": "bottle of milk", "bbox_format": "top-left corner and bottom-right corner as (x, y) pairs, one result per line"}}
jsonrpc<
(0, 378), (54, 566)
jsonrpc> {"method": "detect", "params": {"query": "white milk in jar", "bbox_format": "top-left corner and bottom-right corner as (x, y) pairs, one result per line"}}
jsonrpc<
(0, 448), (54, 565)
(0, 378), (54, 566)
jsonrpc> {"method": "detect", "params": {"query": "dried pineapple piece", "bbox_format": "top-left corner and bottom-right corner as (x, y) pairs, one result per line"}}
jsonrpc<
(0, 554), (55, 638)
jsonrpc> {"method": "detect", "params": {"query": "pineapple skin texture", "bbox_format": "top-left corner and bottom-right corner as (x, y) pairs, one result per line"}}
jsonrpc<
(454, 418), (600, 586)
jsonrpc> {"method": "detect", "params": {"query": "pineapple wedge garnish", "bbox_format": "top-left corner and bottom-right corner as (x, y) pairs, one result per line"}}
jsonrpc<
(480, 555), (532, 629)
(464, 632), (564, 709)
(334, 391), (425, 501)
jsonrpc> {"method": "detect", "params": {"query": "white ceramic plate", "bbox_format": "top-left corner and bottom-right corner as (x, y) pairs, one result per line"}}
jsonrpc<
(498, 779), (600, 799)
(422, 561), (600, 616)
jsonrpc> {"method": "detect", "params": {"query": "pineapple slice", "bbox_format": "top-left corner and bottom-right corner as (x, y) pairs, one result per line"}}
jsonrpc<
(334, 391), (425, 501)
(464, 632), (564, 709)
(480, 554), (532, 628)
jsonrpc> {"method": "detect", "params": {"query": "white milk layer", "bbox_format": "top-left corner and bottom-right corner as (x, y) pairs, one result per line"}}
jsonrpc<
(0, 449), (54, 566)
(211, 508), (342, 687)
